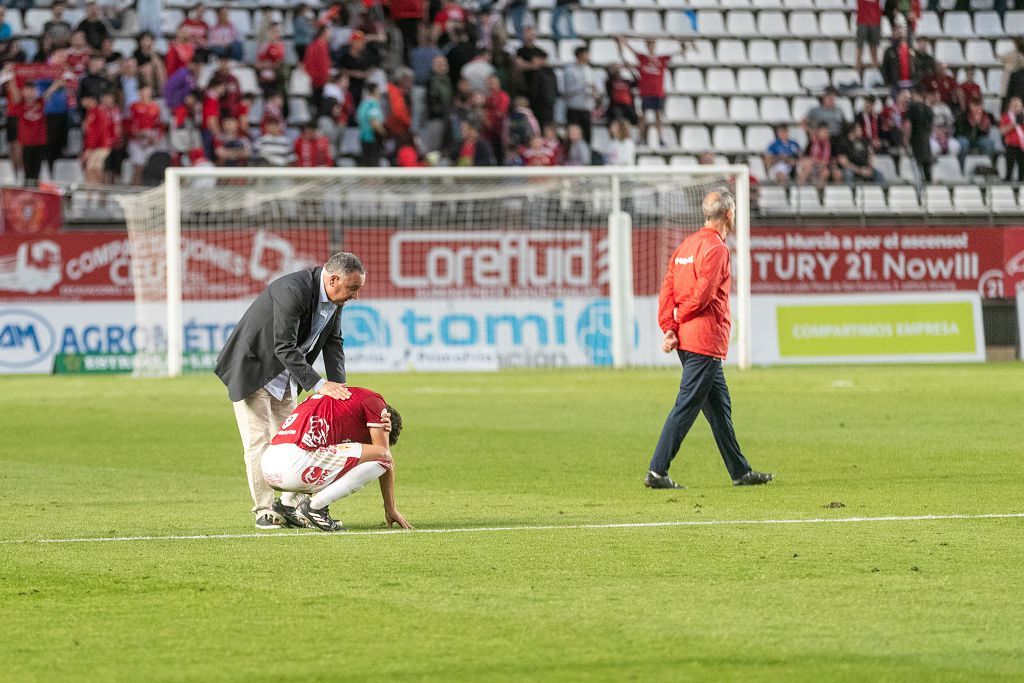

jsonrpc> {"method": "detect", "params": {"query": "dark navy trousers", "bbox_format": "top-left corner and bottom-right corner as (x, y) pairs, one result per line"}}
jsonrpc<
(649, 350), (752, 481)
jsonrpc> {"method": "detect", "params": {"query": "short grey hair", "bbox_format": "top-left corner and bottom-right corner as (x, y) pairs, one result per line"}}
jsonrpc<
(702, 191), (735, 223)
(325, 252), (364, 275)
(392, 66), (414, 84)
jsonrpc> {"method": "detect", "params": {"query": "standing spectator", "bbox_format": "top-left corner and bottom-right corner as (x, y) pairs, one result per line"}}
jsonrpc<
(855, 0), (882, 78)
(356, 81), (385, 167)
(43, 2), (75, 51)
(620, 38), (683, 146)
(337, 30), (373, 107)
(293, 122), (333, 167)
(803, 87), (847, 141)
(856, 94), (883, 154)
(100, 91), (125, 184)
(903, 88), (934, 183)
(913, 37), (936, 85)
(605, 119), (636, 166)
(503, 0), (527, 41)
(454, 121), (495, 166)
(797, 124), (835, 189)
(516, 28), (557, 129)
(384, 67), (414, 141)
(166, 27), (197, 78)
(78, 55), (114, 107)
(254, 117), (292, 166)
(134, 32), (167, 93)
(213, 116), (251, 167)
(41, 74), (72, 180)
(136, 0), (162, 37)
(564, 123), (591, 166)
(645, 191), (772, 490)
(116, 58), (142, 110)
(482, 74), (509, 155)
(462, 48), (494, 94)
(836, 122), (886, 188)
(998, 38), (1024, 103)
(126, 84), (162, 184)
(165, 58), (200, 110)
(304, 25), (332, 113)
(8, 78), (62, 183)
(80, 95), (113, 185)
(390, 0), (424, 65)
(954, 98), (995, 170)
(764, 124), (802, 184)
(322, 72), (354, 122)
(605, 64), (639, 126)
(425, 55), (452, 150)
(552, 0), (577, 45)
(563, 46), (596, 144)
(881, 26), (916, 95)
(78, 2), (110, 52)
(208, 7), (243, 62)
(292, 4), (316, 61)
(1000, 97), (1024, 182)
(169, 90), (202, 160)
(179, 3), (210, 50)
(884, 0), (920, 38)
(202, 80), (225, 137)
(255, 23), (287, 97)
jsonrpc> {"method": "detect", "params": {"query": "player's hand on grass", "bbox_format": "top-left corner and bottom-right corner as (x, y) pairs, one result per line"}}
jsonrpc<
(319, 381), (351, 400)
(661, 329), (679, 353)
(385, 508), (412, 530)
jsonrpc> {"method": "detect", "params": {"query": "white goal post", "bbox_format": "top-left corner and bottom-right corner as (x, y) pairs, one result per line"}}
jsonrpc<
(122, 165), (751, 376)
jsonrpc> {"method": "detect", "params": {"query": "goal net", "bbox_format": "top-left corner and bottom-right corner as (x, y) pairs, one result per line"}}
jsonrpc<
(118, 166), (750, 377)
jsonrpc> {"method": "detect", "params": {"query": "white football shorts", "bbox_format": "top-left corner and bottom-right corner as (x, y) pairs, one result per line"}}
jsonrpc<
(261, 442), (363, 494)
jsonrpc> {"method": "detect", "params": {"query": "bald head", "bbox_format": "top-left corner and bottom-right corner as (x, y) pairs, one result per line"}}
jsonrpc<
(702, 191), (735, 234)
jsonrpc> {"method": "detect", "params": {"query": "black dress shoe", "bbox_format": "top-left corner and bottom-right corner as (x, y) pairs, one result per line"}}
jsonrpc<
(733, 470), (774, 486)
(644, 471), (687, 490)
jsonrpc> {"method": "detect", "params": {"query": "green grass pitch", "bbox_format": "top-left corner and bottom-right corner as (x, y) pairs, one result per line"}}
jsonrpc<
(2, 364), (1023, 680)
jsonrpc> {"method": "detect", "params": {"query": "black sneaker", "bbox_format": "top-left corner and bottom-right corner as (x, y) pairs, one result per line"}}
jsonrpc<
(644, 471), (687, 490)
(255, 513), (282, 530)
(296, 499), (344, 532)
(272, 500), (308, 529)
(733, 470), (774, 486)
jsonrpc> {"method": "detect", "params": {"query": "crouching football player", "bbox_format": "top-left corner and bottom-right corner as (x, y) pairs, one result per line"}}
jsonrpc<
(261, 387), (412, 531)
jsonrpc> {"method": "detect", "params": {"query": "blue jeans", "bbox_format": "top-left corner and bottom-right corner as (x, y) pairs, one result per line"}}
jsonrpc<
(209, 41), (243, 61)
(508, 4), (527, 40)
(843, 167), (887, 188)
(956, 135), (995, 169)
(648, 350), (751, 481)
(552, 4), (576, 42)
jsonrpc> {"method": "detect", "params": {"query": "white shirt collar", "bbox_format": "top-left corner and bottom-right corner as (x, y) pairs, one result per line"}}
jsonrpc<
(319, 267), (330, 304)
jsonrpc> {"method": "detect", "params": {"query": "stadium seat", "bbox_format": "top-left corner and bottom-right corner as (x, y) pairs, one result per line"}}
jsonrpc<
(792, 186), (826, 214)
(696, 10), (727, 37)
(1006, 11), (1024, 35)
(232, 66), (259, 95)
(54, 160), (84, 184)
(756, 11), (789, 37)
(705, 67), (738, 94)
(898, 157), (920, 183)
(985, 68), (1002, 95)
(726, 10), (758, 37)
(747, 40), (779, 66)
(697, 95), (729, 121)
(747, 155), (767, 180)
(5, 11), (23, 36)
(599, 9), (629, 34)
(758, 186), (790, 214)
(161, 9), (185, 35)
(728, 96), (760, 123)
(340, 128), (362, 156)
(18, 39), (38, 63)
(778, 40), (811, 67)
(916, 12), (943, 37)
(791, 96), (819, 121)
(665, 11), (698, 36)
(760, 96), (792, 123)
(637, 154), (667, 166)
(990, 185), (1020, 213)
(873, 155), (898, 181)
(674, 67), (706, 94)
(633, 10), (665, 34)
(924, 186), (954, 214)
(932, 156), (965, 183)
(964, 155), (997, 178)
(23, 9), (51, 33)
(737, 68), (770, 94)
(557, 39), (586, 65)
(588, 39), (621, 65)
(942, 11), (974, 38)
(722, 0), (752, 8)
(591, 125), (610, 153)
(815, 0), (851, 8)
(858, 185), (890, 215)
(800, 68), (831, 92)
(974, 11), (1004, 37)
(0, 159), (14, 183)
(788, 11), (819, 37)
(712, 125), (746, 153)
(965, 40), (997, 66)
(287, 97), (310, 125)
(823, 185), (859, 214)
(887, 186), (921, 213)
(288, 67), (312, 97)
(716, 39), (749, 66)
(935, 39), (966, 66)
(751, 0), (783, 8)
(817, 12), (850, 38)
(744, 124), (774, 152)
(683, 39), (717, 65)
(810, 40), (843, 66)
(768, 68), (801, 95)
(665, 96), (696, 122)
(659, 125), (680, 148)
(680, 125), (712, 151)
(952, 185), (987, 214)
(669, 154), (699, 166)
(573, 10), (600, 36)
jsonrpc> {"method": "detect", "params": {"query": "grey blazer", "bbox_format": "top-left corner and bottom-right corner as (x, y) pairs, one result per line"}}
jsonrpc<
(215, 267), (345, 402)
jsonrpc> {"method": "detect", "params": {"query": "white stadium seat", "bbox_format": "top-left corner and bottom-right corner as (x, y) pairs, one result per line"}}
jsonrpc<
(932, 156), (965, 183)
(791, 96), (819, 120)
(800, 68), (831, 92)
(725, 10), (758, 37)
(859, 185), (890, 215)
(674, 68), (706, 94)
(697, 95), (729, 121)
(888, 186), (922, 214)
(986, 68), (1002, 94)
(990, 186), (1021, 213)
(682, 40), (717, 65)
(696, 10), (727, 37)
(670, 155), (699, 166)
(747, 40), (779, 66)
(745, 125), (775, 152)
(705, 67), (738, 94)
(5, 11), (24, 36)
(768, 68), (801, 95)
(665, 96), (696, 123)
(818, 11), (850, 38)
(658, 125), (680, 148)
(746, 155), (767, 181)
(832, 68), (861, 87)
(23, 9), (51, 33)
(942, 11), (974, 38)
(810, 40), (843, 66)
(788, 11), (819, 37)
(638, 154), (667, 166)
(916, 12), (943, 37)
(758, 186), (790, 214)
(964, 155), (996, 177)
(752, 0), (783, 8)
(665, 11), (698, 36)
(952, 186), (987, 214)
(600, 10), (630, 34)
(873, 155), (898, 181)
(712, 124), (746, 153)
(633, 10), (665, 35)
(737, 68), (770, 94)
(760, 96), (792, 123)
(757, 10), (789, 37)
(779, 40), (811, 67)
(935, 39), (966, 66)
(681, 125), (712, 151)
(573, 10), (600, 36)
(925, 186), (954, 214)
(722, 0), (752, 8)
(973, 11), (1004, 38)
(823, 185), (859, 214)
(1006, 11), (1024, 35)
(792, 186), (826, 214)
(588, 39), (621, 65)
(728, 96), (760, 123)
(716, 39), (749, 66)
(558, 39), (586, 65)
(965, 40), (997, 66)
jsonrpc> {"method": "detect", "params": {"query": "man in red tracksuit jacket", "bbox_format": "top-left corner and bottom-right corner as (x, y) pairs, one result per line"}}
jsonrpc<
(645, 191), (774, 490)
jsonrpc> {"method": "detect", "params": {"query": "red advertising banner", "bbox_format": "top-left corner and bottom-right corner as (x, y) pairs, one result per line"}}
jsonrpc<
(0, 230), (329, 301)
(0, 188), (63, 236)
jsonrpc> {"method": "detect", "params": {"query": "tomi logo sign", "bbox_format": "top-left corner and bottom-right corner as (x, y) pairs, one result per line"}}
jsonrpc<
(388, 231), (603, 293)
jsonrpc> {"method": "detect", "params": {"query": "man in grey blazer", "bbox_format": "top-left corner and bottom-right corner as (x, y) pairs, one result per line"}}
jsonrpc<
(215, 251), (364, 529)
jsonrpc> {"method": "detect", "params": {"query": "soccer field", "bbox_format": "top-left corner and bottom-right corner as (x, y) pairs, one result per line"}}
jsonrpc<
(3, 364), (1023, 680)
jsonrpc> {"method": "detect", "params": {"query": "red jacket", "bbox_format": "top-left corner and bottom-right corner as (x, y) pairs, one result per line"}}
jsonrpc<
(657, 227), (732, 359)
(304, 38), (331, 89)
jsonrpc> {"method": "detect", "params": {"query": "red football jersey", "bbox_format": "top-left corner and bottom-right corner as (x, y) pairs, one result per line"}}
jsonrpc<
(272, 387), (389, 449)
(12, 100), (47, 147)
(637, 54), (670, 98)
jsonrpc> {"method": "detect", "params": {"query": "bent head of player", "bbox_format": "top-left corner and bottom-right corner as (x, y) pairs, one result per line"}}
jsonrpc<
(385, 404), (402, 446)
(323, 252), (366, 304)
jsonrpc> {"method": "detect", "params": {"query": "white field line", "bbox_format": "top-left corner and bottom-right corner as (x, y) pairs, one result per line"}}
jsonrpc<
(2, 513), (1022, 546)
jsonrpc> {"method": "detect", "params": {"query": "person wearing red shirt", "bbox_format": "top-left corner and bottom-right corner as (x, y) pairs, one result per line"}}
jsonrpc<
(1000, 97), (1024, 182)
(127, 84), (163, 184)
(201, 81), (224, 136)
(957, 67), (982, 112)
(605, 65), (638, 126)
(520, 134), (554, 166)
(619, 37), (686, 146)
(165, 27), (196, 77)
(646, 191), (773, 490)
(483, 74), (510, 152)
(921, 61), (958, 107)
(7, 79), (62, 183)
(99, 91), (125, 184)
(80, 94), (112, 185)
(256, 22), (287, 96)
(178, 3), (209, 47)
(855, 0), (882, 76)
(262, 388), (410, 531)
(390, 0), (424, 64)
(304, 25), (332, 112)
(293, 122), (333, 167)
